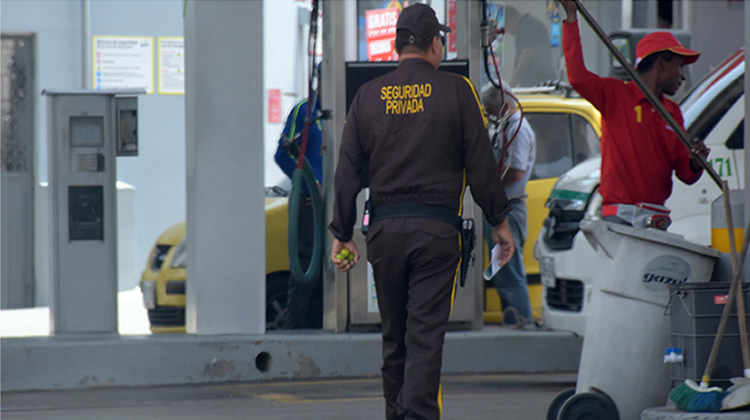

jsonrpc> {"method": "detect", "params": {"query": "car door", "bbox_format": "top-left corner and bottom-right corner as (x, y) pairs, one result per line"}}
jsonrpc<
(667, 72), (745, 245)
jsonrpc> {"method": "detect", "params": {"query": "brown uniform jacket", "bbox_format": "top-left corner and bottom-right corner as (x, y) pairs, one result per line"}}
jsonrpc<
(329, 58), (510, 242)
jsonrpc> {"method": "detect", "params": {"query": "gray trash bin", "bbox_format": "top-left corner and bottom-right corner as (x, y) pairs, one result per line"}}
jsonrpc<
(550, 220), (721, 420)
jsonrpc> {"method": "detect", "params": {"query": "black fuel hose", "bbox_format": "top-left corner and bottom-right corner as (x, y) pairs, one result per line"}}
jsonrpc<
(288, 0), (324, 284)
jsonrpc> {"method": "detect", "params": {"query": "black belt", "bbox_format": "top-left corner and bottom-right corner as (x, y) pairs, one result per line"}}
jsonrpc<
(370, 203), (462, 230)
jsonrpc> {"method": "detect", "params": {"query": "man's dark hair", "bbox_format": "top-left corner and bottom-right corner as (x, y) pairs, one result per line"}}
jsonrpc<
(636, 50), (677, 73)
(395, 29), (433, 55)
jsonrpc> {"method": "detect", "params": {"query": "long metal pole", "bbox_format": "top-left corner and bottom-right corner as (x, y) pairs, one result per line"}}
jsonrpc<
(573, 0), (722, 189)
(81, 0), (91, 89)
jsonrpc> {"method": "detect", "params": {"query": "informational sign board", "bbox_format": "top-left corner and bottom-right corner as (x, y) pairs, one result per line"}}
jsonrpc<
(93, 36), (154, 94)
(448, 0), (458, 54)
(158, 37), (185, 95)
(365, 8), (399, 62)
(268, 89), (282, 124)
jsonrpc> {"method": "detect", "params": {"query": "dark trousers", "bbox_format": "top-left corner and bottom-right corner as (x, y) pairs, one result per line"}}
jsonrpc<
(366, 218), (460, 420)
(283, 200), (322, 329)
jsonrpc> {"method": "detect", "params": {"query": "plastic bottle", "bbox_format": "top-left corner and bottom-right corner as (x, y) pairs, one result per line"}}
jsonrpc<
(663, 347), (684, 363)
(550, 6), (561, 48)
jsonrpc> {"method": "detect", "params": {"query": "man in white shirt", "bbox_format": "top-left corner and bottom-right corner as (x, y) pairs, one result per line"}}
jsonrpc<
(482, 82), (537, 326)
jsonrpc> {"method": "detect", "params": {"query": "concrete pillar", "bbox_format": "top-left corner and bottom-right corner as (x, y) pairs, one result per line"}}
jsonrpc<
(322, 0), (351, 332)
(184, 0), (265, 335)
(744, 0), (750, 255)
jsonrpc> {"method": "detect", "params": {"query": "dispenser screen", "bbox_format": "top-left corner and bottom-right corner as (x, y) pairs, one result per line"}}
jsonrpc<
(70, 116), (104, 147)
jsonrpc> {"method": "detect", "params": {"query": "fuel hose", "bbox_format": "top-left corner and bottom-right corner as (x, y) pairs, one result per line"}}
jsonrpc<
(288, 0), (323, 284)
(288, 155), (324, 284)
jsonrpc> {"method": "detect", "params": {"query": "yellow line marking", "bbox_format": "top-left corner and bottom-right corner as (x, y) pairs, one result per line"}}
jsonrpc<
(252, 393), (381, 404)
(215, 377), (381, 390)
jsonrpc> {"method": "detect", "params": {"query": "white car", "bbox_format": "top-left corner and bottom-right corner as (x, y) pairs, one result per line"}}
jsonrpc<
(536, 49), (746, 336)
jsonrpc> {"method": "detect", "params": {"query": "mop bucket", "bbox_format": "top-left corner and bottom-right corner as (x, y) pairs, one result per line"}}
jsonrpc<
(550, 220), (721, 420)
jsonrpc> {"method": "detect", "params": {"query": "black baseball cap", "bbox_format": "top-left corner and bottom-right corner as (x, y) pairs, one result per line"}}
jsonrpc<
(396, 3), (451, 42)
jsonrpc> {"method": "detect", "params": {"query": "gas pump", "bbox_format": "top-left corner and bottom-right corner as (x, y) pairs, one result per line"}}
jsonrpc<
(321, 0), (487, 332)
(43, 89), (142, 334)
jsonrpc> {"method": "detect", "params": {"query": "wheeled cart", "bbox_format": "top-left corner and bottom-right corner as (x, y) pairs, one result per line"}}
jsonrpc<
(549, 220), (721, 420)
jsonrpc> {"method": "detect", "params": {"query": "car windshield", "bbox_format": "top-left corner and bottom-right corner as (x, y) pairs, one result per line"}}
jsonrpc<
(681, 49), (745, 135)
(525, 112), (600, 180)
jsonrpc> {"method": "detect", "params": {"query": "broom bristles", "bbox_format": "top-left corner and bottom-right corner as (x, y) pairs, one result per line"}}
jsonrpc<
(670, 379), (727, 412)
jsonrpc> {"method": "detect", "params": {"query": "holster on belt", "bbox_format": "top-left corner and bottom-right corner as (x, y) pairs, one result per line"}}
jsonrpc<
(459, 219), (476, 287)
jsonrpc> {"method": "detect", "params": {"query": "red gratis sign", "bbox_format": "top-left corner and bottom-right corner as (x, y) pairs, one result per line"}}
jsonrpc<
(366, 8), (399, 62)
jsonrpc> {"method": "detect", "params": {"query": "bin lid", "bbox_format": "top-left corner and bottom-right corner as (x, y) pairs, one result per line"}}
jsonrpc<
(605, 221), (722, 259)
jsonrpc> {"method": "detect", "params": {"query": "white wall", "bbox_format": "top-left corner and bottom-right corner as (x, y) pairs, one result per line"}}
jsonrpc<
(2, 0), (186, 295)
(2, 0), (306, 302)
(687, 0), (745, 80)
(263, 0), (312, 188)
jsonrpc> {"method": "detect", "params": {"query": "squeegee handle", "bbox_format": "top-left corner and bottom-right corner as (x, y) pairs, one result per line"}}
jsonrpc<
(572, 0), (722, 189)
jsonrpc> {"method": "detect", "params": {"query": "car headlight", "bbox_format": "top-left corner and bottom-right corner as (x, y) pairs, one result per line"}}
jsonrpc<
(584, 189), (603, 220)
(533, 241), (541, 261)
(170, 239), (187, 269)
(545, 189), (591, 211)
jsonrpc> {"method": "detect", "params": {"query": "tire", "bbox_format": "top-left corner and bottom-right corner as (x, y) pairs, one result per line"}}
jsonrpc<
(266, 272), (289, 330)
(547, 388), (576, 420)
(557, 391), (619, 420)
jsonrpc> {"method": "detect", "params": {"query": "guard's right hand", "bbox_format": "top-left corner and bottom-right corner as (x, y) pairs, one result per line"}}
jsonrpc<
(491, 218), (515, 268)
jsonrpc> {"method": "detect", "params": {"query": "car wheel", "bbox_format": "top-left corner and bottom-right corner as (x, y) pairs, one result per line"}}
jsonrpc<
(266, 272), (289, 330)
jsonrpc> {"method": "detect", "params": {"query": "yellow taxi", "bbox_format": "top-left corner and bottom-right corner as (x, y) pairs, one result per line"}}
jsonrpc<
(139, 181), (292, 333)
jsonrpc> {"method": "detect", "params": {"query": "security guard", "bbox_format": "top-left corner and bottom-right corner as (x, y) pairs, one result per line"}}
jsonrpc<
(328, 4), (514, 420)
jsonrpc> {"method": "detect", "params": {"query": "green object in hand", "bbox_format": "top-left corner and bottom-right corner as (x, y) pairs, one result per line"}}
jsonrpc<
(336, 248), (350, 262)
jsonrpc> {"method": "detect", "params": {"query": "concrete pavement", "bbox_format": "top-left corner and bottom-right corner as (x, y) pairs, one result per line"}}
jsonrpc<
(1, 288), (584, 393)
(1, 372), (578, 420)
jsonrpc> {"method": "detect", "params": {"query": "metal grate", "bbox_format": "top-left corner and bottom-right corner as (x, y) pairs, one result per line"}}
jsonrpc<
(545, 278), (585, 312)
(147, 306), (186, 327)
(1, 35), (34, 174)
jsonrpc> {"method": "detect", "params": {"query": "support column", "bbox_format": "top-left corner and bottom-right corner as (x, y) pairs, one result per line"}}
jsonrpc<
(322, 0), (351, 332)
(184, 0), (265, 335)
(744, 0), (750, 266)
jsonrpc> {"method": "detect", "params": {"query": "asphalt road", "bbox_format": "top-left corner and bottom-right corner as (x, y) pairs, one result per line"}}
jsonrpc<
(2, 372), (577, 420)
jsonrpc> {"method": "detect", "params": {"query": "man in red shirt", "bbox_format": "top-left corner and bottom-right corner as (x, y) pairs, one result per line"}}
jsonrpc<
(560, 0), (709, 228)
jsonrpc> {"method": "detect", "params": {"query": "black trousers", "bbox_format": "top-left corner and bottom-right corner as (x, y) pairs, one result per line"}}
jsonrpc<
(366, 217), (460, 420)
(283, 200), (322, 329)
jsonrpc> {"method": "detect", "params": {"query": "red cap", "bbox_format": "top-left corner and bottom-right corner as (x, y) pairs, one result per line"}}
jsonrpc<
(634, 32), (700, 69)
